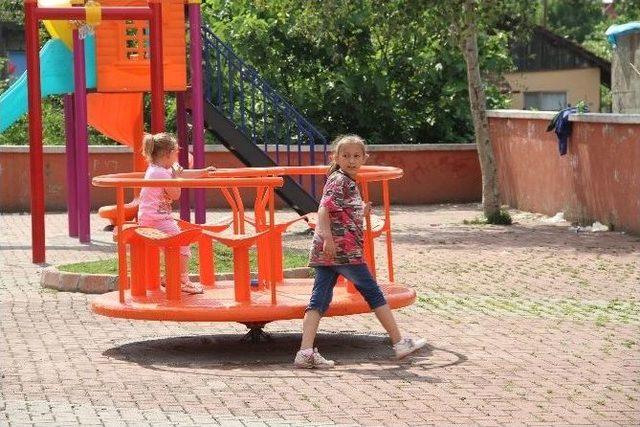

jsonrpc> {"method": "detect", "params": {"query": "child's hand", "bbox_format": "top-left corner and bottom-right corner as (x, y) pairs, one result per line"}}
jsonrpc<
(171, 163), (184, 178)
(363, 201), (371, 216)
(323, 238), (336, 259)
(196, 166), (215, 178)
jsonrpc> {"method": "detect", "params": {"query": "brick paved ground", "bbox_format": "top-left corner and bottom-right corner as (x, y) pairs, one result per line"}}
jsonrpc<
(1, 204), (639, 426)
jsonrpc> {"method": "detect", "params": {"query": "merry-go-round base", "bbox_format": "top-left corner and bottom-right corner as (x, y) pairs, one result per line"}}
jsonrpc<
(91, 278), (416, 325)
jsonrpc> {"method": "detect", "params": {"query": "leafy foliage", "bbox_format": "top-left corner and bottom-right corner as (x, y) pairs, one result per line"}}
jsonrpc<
(0, 96), (118, 146)
(544, 0), (640, 60)
(0, 0), (23, 23)
(202, 0), (516, 144)
(0, 57), (9, 93)
(545, 0), (603, 44)
(486, 209), (513, 225)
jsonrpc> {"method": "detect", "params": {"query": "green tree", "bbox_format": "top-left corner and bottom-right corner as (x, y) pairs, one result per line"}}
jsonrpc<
(0, 57), (9, 93)
(431, 0), (531, 222)
(539, 0), (640, 60)
(202, 0), (514, 145)
(580, 0), (640, 60)
(0, 0), (23, 22)
(544, 0), (603, 44)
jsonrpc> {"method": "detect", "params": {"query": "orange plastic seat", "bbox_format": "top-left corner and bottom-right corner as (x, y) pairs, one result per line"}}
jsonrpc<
(177, 218), (234, 287)
(99, 199), (139, 226)
(245, 214), (308, 284)
(202, 230), (270, 303)
(111, 221), (138, 242)
(134, 227), (202, 302)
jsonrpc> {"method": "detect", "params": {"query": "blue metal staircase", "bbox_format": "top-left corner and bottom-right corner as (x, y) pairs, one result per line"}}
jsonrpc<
(201, 26), (327, 215)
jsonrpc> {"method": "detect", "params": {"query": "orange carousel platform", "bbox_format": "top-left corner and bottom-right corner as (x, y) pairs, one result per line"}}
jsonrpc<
(90, 165), (411, 327)
(92, 279), (416, 322)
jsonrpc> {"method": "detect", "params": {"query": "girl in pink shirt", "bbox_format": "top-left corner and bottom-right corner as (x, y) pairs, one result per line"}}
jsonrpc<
(138, 133), (214, 294)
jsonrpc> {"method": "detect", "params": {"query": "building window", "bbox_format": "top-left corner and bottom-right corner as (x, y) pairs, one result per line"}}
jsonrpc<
(524, 91), (567, 111)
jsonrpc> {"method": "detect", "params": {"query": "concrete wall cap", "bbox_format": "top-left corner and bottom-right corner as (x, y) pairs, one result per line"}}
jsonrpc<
(488, 109), (640, 124)
(487, 110), (558, 120)
(568, 113), (640, 124)
(0, 143), (478, 154)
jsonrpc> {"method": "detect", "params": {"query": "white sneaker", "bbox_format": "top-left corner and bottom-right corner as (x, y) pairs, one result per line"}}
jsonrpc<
(393, 337), (427, 359)
(294, 348), (335, 369)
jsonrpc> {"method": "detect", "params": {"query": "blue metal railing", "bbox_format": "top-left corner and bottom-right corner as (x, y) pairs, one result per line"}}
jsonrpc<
(202, 26), (328, 197)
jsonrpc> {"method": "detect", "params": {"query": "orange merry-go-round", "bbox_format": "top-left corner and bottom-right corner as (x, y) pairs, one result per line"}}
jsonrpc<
(91, 165), (415, 336)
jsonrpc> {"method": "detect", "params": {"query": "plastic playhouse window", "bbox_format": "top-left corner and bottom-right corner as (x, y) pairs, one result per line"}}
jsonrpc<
(124, 20), (148, 61)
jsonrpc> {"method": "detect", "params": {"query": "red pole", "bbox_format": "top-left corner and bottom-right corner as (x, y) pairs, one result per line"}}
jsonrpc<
(25, 0), (45, 263)
(35, 7), (152, 20)
(148, 0), (165, 133)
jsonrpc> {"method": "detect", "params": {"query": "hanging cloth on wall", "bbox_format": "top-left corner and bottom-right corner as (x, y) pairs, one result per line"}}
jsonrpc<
(545, 106), (588, 156)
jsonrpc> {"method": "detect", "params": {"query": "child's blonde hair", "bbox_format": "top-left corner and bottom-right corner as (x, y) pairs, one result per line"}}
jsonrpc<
(327, 134), (367, 175)
(142, 132), (178, 164)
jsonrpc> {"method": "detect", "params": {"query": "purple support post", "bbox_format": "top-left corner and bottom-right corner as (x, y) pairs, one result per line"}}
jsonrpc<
(176, 92), (191, 221)
(149, 0), (165, 133)
(188, 2), (206, 224)
(64, 95), (78, 237)
(72, 29), (90, 243)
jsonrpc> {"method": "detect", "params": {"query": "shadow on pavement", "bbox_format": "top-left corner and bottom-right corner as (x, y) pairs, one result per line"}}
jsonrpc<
(103, 332), (466, 382)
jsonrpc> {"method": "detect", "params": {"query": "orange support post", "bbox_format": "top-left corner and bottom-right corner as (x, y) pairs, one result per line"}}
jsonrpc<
(164, 247), (181, 302)
(360, 181), (376, 280)
(221, 188), (240, 234)
(145, 245), (161, 291)
(130, 241), (146, 297)
(233, 248), (250, 302)
(232, 187), (245, 234)
(198, 236), (215, 286)
(382, 180), (395, 283)
(268, 187), (277, 304)
(116, 187), (127, 304)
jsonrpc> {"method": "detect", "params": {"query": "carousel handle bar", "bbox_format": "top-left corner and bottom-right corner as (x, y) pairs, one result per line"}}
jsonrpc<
(92, 175), (284, 189)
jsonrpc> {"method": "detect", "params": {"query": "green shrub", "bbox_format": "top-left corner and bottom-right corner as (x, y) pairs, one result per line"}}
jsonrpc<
(486, 209), (513, 225)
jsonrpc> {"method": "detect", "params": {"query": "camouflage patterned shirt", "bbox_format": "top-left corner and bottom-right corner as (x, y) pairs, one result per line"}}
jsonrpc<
(309, 170), (364, 266)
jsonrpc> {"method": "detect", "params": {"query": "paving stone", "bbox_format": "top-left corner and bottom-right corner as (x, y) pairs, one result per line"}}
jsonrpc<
(1, 207), (639, 425)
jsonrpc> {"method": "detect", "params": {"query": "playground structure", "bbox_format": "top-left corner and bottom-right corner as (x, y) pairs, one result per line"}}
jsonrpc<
(7, 0), (208, 263)
(3, 1), (417, 332)
(5, 0), (330, 264)
(91, 165), (415, 331)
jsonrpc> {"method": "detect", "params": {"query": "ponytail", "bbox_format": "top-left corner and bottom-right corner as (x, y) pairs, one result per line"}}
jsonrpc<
(142, 133), (155, 163)
(327, 160), (340, 176)
(141, 132), (178, 164)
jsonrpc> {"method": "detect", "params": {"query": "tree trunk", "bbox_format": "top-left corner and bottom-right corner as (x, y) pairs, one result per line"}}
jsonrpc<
(459, 18), (501, 218)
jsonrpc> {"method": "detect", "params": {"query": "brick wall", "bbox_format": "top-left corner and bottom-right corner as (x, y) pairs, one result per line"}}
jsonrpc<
(0, 144), (482, 211)
(488, 110), (640, 234)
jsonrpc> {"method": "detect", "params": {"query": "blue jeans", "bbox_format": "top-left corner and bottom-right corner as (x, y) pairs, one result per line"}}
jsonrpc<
(307, 264), (387, 314)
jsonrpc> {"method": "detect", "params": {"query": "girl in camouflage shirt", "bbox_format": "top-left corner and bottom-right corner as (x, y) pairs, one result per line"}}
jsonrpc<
(294, 135), (426, 369)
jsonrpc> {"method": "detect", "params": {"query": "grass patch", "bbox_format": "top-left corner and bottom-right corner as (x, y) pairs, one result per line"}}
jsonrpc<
(462, 209), (512, 226)
(462, 216), (488, 225)
(58, 244), (309, 275)
(416, 293), (640, 325)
